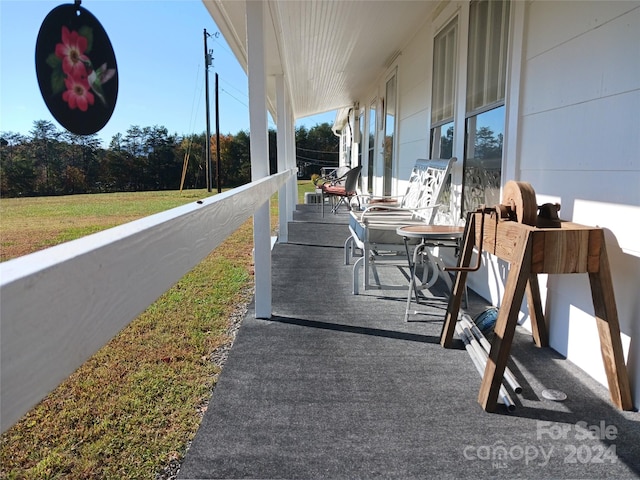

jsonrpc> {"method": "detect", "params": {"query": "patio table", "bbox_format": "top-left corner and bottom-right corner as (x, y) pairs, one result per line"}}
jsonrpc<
(396, 225), (464, 322)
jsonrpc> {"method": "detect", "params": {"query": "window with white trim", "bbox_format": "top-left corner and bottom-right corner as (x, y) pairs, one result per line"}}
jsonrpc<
(430, 18), (457, 160)
(383, 71), (397, 196)
(367, 99), (377, 193)
(463, 0), (510, 213)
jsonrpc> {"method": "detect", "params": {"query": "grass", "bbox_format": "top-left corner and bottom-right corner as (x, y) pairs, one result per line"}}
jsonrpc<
(0, 181), (317, 479)
(0, 190), (212, 261)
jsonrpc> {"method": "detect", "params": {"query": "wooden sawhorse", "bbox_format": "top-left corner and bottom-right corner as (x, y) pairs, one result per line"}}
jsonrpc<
(440, 211), (633, 412)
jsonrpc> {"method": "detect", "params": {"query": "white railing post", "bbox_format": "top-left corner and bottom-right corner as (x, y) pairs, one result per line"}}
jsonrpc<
(247, 0), (271, 319)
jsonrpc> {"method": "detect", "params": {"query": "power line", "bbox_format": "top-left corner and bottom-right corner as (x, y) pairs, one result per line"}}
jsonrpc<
(295, 154), (338, 165)
(296, 146), (338, 154)
(220, 87), (248, 108)
(212, 37), (235, 58)
(187, 63), (204, 137)
(220, 78), (248, 99)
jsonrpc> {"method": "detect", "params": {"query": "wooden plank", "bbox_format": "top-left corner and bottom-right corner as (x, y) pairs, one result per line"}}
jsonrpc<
(587, 228), (604, 273)
(478, 228), (533, 412)
(475, 213), (533, 264)
(476, 215), (603, 274)
(440, 214), (476, 348)
(526, 274), (548, 347)
(0, 171), (293, 433)
(588, 234), (633, 410)
(537, 229), (590, 274)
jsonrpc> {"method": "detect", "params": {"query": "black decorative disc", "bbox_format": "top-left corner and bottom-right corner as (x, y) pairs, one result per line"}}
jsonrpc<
(35, 3), (118, 135)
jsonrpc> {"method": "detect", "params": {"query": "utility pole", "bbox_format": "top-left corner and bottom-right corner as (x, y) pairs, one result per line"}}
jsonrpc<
(204, 28), (212, 192)
(215, 72), (221, 193)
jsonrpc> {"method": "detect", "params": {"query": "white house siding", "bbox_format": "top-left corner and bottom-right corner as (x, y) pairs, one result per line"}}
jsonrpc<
(515, 1), (640, 408)
(395, 22), (433, 189)
(356, 0), (640, 409)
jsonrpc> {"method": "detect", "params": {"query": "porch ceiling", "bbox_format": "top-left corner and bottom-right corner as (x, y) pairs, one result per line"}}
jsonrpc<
(202, 0), (438, 120)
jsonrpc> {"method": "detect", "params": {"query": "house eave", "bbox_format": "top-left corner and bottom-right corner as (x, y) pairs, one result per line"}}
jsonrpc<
(202, 0), (438, 121)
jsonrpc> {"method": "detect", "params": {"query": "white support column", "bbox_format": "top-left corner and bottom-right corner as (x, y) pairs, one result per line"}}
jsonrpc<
(503, 0), (526, 183)
(247, 0), (271, 318)
(452, 2), (470, 222)
(288, 109), (298, 215)
(276, 74), (289, 243)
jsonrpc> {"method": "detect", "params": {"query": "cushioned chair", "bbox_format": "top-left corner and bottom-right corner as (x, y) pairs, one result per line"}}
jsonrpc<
(344, 158), (458, 294)
(318, 166), (362, 216)
(314, 166), (350, 187)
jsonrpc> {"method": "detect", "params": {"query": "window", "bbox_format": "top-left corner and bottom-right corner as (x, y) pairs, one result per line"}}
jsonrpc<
(367, 99), (377, 193)
(463, 0), (510, 213)
(464, 107), (505, 209)
(342, 129), (349, 166)
(430, 18), (458, 159)
(430, 122), (453, 160)
(466, 0), (509, 112)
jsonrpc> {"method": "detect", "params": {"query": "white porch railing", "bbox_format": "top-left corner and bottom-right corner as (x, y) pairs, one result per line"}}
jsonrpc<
(0, 170), (294, 433)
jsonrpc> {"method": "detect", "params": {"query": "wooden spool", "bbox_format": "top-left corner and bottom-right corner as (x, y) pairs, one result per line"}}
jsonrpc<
(500, 181), (537, 226)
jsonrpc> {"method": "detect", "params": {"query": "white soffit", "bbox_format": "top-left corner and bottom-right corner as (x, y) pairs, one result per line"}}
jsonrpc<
(203, 0), (437, 119)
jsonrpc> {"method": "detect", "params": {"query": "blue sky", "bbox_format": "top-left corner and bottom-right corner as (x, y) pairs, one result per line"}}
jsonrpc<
(0, 0), (336, 145)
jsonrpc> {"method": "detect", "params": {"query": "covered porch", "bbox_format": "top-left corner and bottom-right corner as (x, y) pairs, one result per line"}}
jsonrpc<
(200, 0), (640, 422)
(179, 205), (640, 479)
(201, 0), (639, 409)
(2, 0), (637, 476)
(178, 0), (640, 476)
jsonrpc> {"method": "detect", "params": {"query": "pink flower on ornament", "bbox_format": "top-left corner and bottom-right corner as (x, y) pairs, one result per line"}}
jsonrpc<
(62, 74), (95, 112)
(55, 26), (90, 78)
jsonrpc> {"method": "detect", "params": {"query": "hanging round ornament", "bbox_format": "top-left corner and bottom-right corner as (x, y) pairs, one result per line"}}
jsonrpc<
(35, 1), (118, 135)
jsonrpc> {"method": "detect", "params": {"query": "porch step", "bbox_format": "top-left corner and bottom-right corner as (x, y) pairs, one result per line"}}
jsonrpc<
(304, 192), (322, 204)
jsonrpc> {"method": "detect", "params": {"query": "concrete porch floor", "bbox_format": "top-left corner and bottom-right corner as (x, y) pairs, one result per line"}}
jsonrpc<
(178, 204), (640, 480)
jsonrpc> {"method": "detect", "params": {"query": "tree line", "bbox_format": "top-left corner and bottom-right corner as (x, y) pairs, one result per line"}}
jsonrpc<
(0, 121), (339, 198)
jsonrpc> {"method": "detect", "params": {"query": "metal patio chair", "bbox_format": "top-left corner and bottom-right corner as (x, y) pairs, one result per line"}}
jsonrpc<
(344, 158), (458, 294)
(318, 165), (362, 216)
